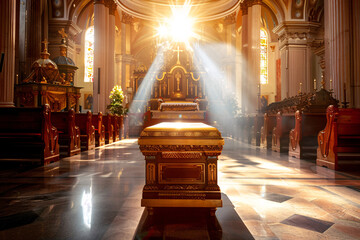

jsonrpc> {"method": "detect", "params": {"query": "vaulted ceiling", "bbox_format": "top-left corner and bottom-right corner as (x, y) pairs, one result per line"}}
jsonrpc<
(116, 0), (240, 21)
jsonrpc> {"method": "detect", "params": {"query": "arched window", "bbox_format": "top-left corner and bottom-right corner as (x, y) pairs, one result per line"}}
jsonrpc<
(260, 29), (268, 84)
(84, 26), (94, 82)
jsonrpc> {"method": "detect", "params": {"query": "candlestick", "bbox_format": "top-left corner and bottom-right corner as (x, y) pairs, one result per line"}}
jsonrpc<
(314, 78), (316, 91)
(330, 79), (333, 90)
(342, 82), (349, 108)
(16, 74), (18, 85)
(299, 82), (302, 93)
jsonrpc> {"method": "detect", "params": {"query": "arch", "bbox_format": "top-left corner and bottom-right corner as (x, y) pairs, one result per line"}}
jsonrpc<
(262, 0), (286, 23)
(169, 65), (188, 74)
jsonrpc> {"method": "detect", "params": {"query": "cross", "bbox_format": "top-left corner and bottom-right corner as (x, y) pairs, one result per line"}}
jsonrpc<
(58, 28), (68, 38)
(41, 39), (49, 52)
(173, 45), (183, 65)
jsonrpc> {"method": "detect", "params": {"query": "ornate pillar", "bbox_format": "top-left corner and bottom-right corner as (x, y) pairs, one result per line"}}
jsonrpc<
(241, 0), (261, 113)
(93, 0), (107, 113)
(240, 1), (248, 113)
(120, 13), (127, 92)
(325, 0), (360, 107)
(273, 22), (320, 98)
(224, 12), (237, 94)
(248, 1), (261, 112)
(0, 0), (17, 107)
(107, 2), (116, 105)
(325, 0), (350, 105)
(26, 0), (42, 75)
(119, 12), (134, 93)
(353, 0), (360, 107)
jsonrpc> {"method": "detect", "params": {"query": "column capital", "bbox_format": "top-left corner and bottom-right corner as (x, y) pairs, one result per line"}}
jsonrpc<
(104, 0), (116, 8)
(249, 0), (263, 6)
(240, 1), (248, 15)
(273, 21), (321, 48)
(109, 1), (117, 15)
(121, 12), (134, 24)
(224, 12), (236, 25)
(243, 0), (263, 7)
(94, 0), (105, 5)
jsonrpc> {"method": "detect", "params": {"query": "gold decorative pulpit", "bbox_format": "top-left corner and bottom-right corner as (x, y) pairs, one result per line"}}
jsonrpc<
(138, 122), (224, 214)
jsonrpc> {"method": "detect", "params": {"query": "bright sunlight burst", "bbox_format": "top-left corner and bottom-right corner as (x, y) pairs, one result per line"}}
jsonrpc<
(156, 2), (195, 44)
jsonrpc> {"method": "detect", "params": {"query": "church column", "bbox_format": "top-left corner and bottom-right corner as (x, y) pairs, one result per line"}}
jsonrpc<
(224, 13), (237, 94)
(240, 1), (248, 113)
(93, 0), (107, 113)
(273, 22), (320, 98)
(0, 0), (17, 107)
(247, 0), (261, 113)
(103, 0), (110, 108)
(26, 0), (42, 75)
(120, 13), (127, 92)
(119, 12), (134, 94)
(107, 2), (116, 104)
(325, 0), (360, 107)
(353, 0), (360, 107)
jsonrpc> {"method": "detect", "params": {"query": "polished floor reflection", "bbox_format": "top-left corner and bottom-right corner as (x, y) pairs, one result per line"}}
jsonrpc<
(0, 138), (360, 239)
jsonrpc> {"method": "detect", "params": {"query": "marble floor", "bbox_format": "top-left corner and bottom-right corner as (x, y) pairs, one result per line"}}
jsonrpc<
(1, 138), (360, 240)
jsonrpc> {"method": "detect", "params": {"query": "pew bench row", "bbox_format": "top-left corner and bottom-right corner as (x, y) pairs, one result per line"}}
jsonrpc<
(236, 105), (360, 171)
(0, 105), (126, 165)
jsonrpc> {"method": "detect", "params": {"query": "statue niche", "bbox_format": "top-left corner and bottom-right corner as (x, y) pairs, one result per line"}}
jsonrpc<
(171, 68), (186, 99)
(175, 71), (182, 92)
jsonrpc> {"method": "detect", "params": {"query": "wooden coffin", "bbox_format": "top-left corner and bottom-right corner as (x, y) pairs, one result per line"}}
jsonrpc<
(138, 122), (224, 211)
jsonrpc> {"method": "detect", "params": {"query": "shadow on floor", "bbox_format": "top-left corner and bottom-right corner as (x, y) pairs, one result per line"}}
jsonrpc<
(133, 193), (254, 240)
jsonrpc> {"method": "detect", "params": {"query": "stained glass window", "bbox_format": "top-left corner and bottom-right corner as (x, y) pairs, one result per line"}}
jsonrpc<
(84, 26), (94, 82)
(260, 29), (268, 84)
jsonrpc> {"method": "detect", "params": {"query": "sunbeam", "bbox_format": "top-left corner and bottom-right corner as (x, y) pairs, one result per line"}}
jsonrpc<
(129, 47), (165, 114)
(193, 43), (243, 134)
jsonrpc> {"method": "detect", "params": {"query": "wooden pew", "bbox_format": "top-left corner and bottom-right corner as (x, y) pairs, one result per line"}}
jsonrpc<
(272, 112), (295, 153)
(92, 112), (105, 147)
(103, 113), (114, 144)
(112, 114), (120, 142)
(75, 111), (95, 151)
(317, 105), (360, 170)
(289, 111), (326, 159)
(51, 109), (81, 157)
(260, 113), (277, 149)
(0, 104), (59, 165)
(251, 114), (264, 146)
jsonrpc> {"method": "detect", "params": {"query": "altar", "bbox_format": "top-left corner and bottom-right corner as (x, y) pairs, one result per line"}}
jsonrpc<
(159, 102), (199, 111)
(138, 122), (224, 214)
(15, 82), (81, 112)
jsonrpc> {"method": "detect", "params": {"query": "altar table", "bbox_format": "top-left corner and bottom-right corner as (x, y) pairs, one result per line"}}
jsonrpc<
(159, 102), (199, 111)
(138, 122), (224, 213)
